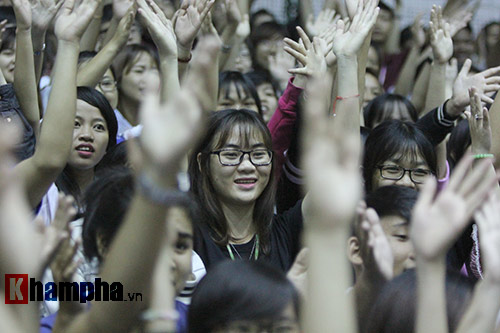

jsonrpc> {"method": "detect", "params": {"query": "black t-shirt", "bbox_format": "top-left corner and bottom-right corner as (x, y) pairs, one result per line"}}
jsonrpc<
(194, 200), (303, 273)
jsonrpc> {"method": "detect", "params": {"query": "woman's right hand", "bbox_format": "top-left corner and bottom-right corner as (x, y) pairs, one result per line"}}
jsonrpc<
(54, 0), (101, 43)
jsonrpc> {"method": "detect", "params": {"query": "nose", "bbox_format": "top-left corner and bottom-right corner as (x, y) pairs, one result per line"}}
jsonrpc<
(78, 127), (94, 142)
(237, 153), (255, 171)
(395, 171), (416, 189)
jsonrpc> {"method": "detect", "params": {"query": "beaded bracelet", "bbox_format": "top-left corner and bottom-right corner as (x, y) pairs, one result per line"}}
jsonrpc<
(473, 153), (494, 159)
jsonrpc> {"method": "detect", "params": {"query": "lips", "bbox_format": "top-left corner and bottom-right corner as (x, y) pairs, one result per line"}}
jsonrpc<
(234, 178), (257, 189)
(76, 143), (95, 157)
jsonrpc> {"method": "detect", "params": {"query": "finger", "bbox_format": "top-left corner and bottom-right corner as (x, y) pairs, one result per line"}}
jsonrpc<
(296, 26), (312, 50)
(283, 37), (307, 56)
(458, 58), (472, 78)
(283, 46), (307, 65)
(480, 95), (495, 105)
(199, 0), (215, 22)
(288, 68), (310, 76)
(479, 66), (500, 78)
(483, 107), (490, 131)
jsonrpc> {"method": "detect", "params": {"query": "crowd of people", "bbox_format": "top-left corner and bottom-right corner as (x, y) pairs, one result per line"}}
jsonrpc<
(0, 0), (500, 331)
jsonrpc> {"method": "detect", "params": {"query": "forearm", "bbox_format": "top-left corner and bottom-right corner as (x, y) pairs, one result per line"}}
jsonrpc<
(411, 62), (431, 115)
(219, 24), (237, 71)
(177, 44), (192, 82)
(416, 258), (448, 333)
(336, 55), (361, 147)
(456, 279), (500, 333)
(304, 229), (357, 333)
(80, 17), (102, 52)
(102, 17), (119, 47)
(423, 62), (447, 114)
(384, 18), (401, 55)
(489, 92), (500, 169)
(31, 29), (47, 84)
(159, 57), (180, 104)
(191, 44), (219, 110)
(357, 32), (372, 125)
(14, 28), (40, 135)
(394, 47), (421, 97)
(77, 38), (124, 87)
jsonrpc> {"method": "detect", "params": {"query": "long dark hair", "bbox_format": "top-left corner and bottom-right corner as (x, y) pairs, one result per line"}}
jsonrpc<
(188, 109), (276, 253)
(363, 120), (437, 193)
(56, 87), (118, 207)
(188, 260), (300, 332)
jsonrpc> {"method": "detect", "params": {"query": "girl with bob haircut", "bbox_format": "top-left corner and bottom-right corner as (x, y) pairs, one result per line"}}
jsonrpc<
(363, 120), (437, 193)
(188, 109), (303, 272)
(188, 260), (300, 332)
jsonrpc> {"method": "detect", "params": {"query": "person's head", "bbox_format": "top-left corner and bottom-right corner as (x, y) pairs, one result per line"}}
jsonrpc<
(250, 9), (276, 30)
(366, 269), (473, 333)
(363, 69), (384, 109)
(83, 168), (197, 294)
(66, 87), (118, 174)
(364, 93), (418, 129)
(188, 260), (300, 333)
(249, 22), (286, 71)
(372, 1), (394, 45)
(230, 42), (253, 73)
(218, 71), (262, 116)
(78, 51), (119, 109)
(188, 109), (275, 248)
(0, 27), (16, 83)
(113, 44), (160, 106)
(363, 120), (437, 193)
(453, 25), (476, 65)
(246, 70), (280, 123)
(350, 186), (418, 279)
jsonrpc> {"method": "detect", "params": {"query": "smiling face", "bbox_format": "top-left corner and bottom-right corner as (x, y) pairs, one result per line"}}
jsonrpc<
(379, 215), (415, 276)
(256, 83), (278, 123)
(0, 40), (15, 83)
(68, 100), (109, 171)
(95, 68), (118, 110)
(119, 51), (160, 104)
(371, 153), (433, 191)
(207, 125), (272, 208)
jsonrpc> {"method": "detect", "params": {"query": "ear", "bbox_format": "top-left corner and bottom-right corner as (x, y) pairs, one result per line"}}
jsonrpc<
(197, 152), (203, 172)
(347, 236), (364, 267)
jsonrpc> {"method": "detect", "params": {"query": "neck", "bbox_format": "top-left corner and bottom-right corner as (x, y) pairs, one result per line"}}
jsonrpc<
(220, 201), (256, 244)
(67, 166), (95, 196)
(118, 95), (139, 126)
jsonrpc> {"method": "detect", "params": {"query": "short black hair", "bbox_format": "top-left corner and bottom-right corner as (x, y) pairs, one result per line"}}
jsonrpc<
(246, 70), (281, 96)
(219, 71), (263, 116)
(188, 260), (300, 332)
(366, 185), (418, 222)
(362, 120), (437, 193)
(363, 93), (418, 129)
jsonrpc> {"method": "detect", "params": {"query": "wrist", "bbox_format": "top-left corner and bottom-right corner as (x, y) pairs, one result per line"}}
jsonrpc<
(445, 97), (463, 118)
(178, 42), (193, 55)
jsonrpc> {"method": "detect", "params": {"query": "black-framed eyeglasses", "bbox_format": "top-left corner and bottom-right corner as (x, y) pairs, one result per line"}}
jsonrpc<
(98, 79), (117, 92)
(377, 165), (434, 184)
(210, 148), (273, 166)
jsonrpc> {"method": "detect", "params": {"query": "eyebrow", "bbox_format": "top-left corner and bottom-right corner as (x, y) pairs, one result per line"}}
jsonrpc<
(388, 159), (427, 167)
(177, 232), (193, 240)
(222, 143), (266, 149)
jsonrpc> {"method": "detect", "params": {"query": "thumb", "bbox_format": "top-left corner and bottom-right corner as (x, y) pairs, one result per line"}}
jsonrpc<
(458, 58), (472, 77)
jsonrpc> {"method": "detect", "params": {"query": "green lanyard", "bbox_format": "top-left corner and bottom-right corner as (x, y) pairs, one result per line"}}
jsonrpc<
(226, 235), (259, 261)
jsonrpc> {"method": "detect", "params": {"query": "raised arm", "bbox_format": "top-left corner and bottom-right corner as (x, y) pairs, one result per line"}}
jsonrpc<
(77, 7), (134, 88)
(66, 36), (218, 333)
(411, 154), (498, 333)
(302, 75), (361, 333)
(456, 193), (500, 333)
(137, 0), (179, 103)
(15, 0), (100, 208)
(12, 0), (40, 135)
(489, 89), (500, 170)
(331, 0), (379, 149)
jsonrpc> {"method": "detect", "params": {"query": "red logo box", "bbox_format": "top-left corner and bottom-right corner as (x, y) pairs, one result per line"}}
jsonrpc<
(5, 274), (28, 304)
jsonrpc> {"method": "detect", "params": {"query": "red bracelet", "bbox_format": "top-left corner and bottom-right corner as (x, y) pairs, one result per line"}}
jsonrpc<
(332, 94), (360, 116)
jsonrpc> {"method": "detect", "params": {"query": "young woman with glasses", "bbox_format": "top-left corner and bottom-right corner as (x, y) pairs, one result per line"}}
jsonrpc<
(188, 109), (303, 272)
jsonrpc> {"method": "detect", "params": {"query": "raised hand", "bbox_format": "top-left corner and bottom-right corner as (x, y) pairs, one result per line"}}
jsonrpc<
(235, 13), (250, 40)
(224, 0), (241, 27)
(410, 13), (426, 49)
(429, 5), (453, 64)
(331, 0), (379, 57)
(302, 76), (362, 225)
(138, 0), (177, 57)
(31, 0), (63, 32)
(475, 193), (500, 283)
(268, 45), (296, 85)
(54, 0), (101, 43)
(448, 60), (500, 115)
(305, 8), (339, 38)
(465, 87), (492, 155)
(173, 0), (215, 50)
(410, 154), (498, 263)
(284, 26), (328, 78)
(10, 0), (32, 31)
(112, 0), (135, 20)
(111, 6), (135, 46)
(361, 207), (394, 280)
